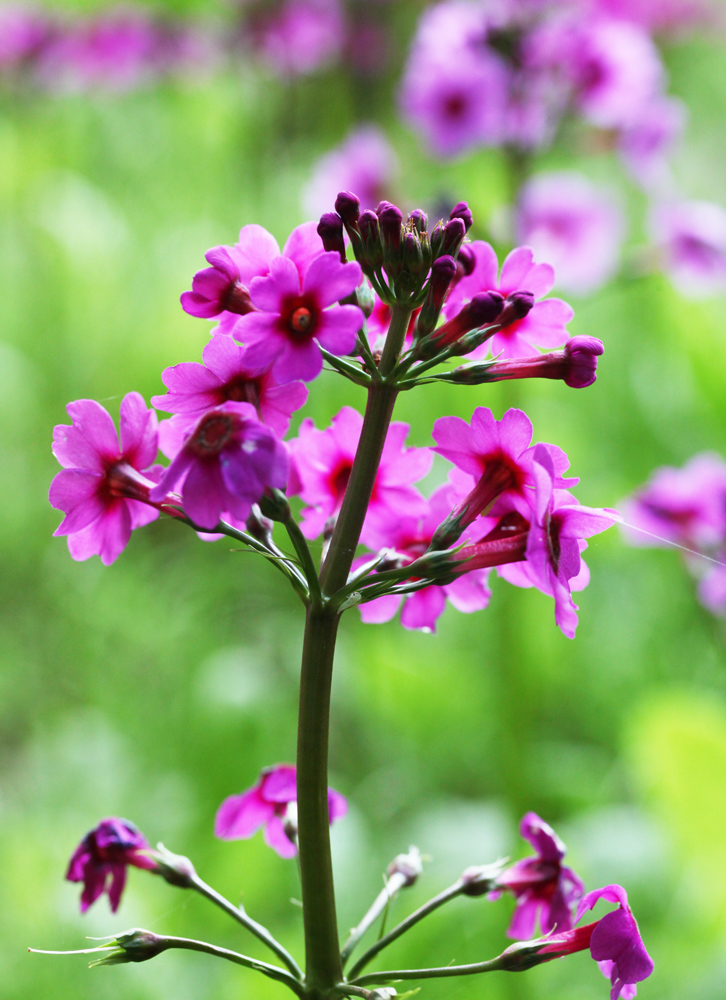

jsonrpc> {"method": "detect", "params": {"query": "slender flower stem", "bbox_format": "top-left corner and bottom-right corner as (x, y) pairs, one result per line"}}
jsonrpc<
(189, 873), (303, 980)
(341, 871), (409, 969)
(296, 305), (412, 995)
(350, 955), (506, 988)
(283, 513), (323, 603)
(346, 880), (465, 981)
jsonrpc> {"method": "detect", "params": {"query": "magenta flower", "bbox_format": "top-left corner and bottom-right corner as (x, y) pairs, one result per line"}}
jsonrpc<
(257, 0), (345, 77)
(498, 444), (618, 638)
(288, 406), (432, 546)
(621, 453), (726, 550)
(574, 884), (654, 1000)
(516, 173), (624, 296)
(151, 332), (307, 437)
(303, 125), (399, 218)
(66, 817), (156, 913)
(432, 407), (578, 535)
(480, 337), (605, 389)
(498, 812), (584, 939)
(215, 765), (348, 858)
(181, 221), (325, 332)
(149, 402), (288, 531)
(443, 242), (573, 360)
(356, 486), (492, 633)
(0, 4), (50, 69)
(593, 0), (707, 30)
(649, 200), (726, 298)
(50, 393), (162, 566)
(233, 251), (363, 384)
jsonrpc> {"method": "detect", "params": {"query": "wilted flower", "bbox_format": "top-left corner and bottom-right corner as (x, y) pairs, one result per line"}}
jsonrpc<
(66, 818), (156, 913)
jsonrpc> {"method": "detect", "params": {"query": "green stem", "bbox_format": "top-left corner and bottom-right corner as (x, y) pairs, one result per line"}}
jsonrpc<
(284, 513), (322, 603)
(346, 880), (465, 981)
(190, 874), (303, 980)
(296, 305), (412, 994)
(340, 871), (409, 969)
(350, 955), (506, 988)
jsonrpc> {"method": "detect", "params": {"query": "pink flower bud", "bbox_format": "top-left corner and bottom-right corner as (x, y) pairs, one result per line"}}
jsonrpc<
(317, 211), (346, 262)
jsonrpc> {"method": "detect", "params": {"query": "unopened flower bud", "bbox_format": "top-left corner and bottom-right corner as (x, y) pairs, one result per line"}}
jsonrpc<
(408, 209), (428, 234)
(378, 202), (403, 259)
(402, 231), (424, 281)
(429, 220), (445, 258)
(258, 487), (291, 522)
(466, 336), (604, 388)
(416, 255), (457, 337)
(245, 504), (276, 545)
(449, 200), (473, 232)
(499, 290), (534, 326)
(440, 217), (467, 258)
(425, 292), (504, 353)
(358, 209), (384, 272)
(335, 191), (361, 230)
(89, 929), (168, 968)
(456, 243), (476, 279)
(355, 279), (376, 318)
(387, 845), (423, 887)
(369, 989), (398, 1000)
(318, 212), (346, 262)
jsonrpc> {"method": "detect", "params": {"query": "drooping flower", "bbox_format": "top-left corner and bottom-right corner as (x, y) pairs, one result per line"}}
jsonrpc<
(497, 812), (584, 939)
(288, 406), (431, 545)
(181, 221), (325, 333)
(443, 242), (573, 360)
(233, 251), (363, 383)
(498, 444), (618, 638)
(355, 486), (492, 633)
(302, 124), (399, 218)
(151, 332), (307, 437)
(50, 393), (162, 566)
(149, 402), (288, 531)
(66, 818), (156, 913)
(431, 407), (578, 543)
(215, 765), (348, 858)
(516, 173), (624, 296)
(256, 0), (345, 78)
(573, 884), (654, 1000)
(649, 199), (726, 297)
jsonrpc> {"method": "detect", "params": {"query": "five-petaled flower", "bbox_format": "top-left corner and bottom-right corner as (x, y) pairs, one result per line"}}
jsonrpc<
(215, 764), (348, 858)
(66, 817), (156, 913)
(497, 812), (584, 939)
(50, 392), (162, 566)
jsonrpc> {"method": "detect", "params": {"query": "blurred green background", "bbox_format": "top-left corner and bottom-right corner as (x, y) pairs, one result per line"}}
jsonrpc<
(2, 3), (726, 999)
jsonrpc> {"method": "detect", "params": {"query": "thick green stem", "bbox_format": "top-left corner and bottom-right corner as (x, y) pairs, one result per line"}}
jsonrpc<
(296, 305), (412, 994)
(297, 604), (343, 993)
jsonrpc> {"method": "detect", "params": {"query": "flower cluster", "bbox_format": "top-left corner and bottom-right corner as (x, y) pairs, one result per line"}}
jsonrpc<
(622, 452), (726, 616)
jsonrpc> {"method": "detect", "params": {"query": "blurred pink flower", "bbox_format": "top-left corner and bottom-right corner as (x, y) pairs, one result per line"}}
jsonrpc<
(66, 818), (156, 913)
(650, 199), (726, 297)
(257, 0), (345, 77)
(303, 125), (399, 218)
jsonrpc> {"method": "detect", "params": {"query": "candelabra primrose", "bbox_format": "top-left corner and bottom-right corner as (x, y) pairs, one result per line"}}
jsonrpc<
(40, 192), (652, 1000)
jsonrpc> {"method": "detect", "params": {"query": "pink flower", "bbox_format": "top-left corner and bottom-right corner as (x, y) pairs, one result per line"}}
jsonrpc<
(699, 565), (726, 617)
(356, 486), (492, 633)
(574, 885), (654, 1000)
(288, 406), (432, 546)
(256, 0), (345, 77)
(0, 4), (50, 69)
(443, 242), (573, 360)
(302, 125), (399, 218)
(621, 452), (726, 550)
(66, 818), (156, 913)
(215, 765), (348, 858)
(151, 332), (307, 437)
(479, 337), (605, 389)
(516, 173), (624, 296)
(617, 95), (686, 189)
(498, 812), (584, 939)
(50, 393), (162, 566)
(649, 200), (726, 298)
(499, 444), (618, 638)
(432, 407), (578, 537)
(233, 251), (363, 384)
(149, 402), (288, 531)
(593, 0), (708, 31)
(181, 221), (325, 332)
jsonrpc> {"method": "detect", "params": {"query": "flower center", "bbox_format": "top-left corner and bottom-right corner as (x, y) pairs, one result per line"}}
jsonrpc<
(225, 378), (261, 409)
(189, 414), (235, 456)
(290, 306), (314, 334)
(331, 462), (352, 501)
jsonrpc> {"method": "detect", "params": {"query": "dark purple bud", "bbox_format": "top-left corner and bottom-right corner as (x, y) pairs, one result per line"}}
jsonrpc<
(416, 255), (457, 337)
(378, 202), (403, 249)
(430, 220), (445, 257)
(317, 212), (346, 262)
(449, 201), (473, 232)
(431, 291), (504, 349)
(499, 290), (535, 326)
(456, 243), (476, 278)
(359, 209), (379, 243)
(358, 209), (383, 270)
(402, 231), (424, 277)
(440, 217), (466, 258)
(408, 209), (428, 234)
(335, 191), (361, 229)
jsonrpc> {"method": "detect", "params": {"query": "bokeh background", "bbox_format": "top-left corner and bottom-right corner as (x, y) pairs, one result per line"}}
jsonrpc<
(2, 2), (726, 999)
